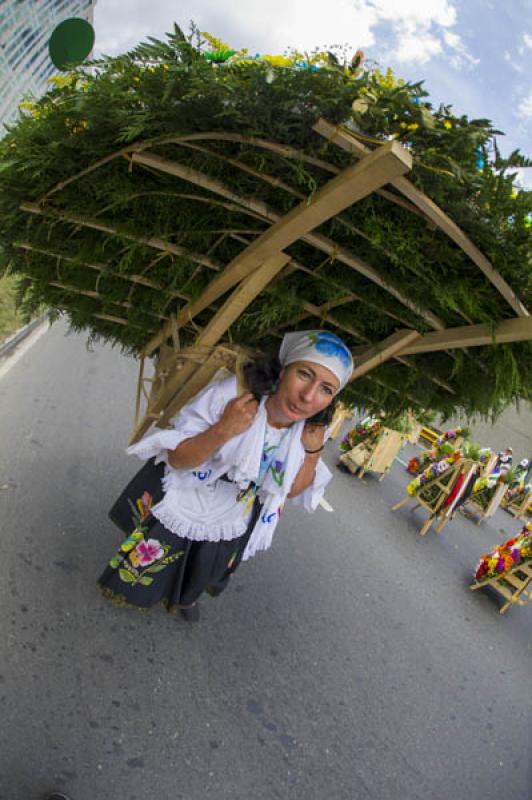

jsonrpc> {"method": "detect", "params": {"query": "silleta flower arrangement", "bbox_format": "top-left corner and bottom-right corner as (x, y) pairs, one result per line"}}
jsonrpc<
(434, 427), (468, 447)
(406, 454), (460, 496)
(473, 522), (532, 583)
(472, 463), (518, 505)
(504, 482), (532, 503)
(406, 432), (461, 475)
(340, 418), (381, 452)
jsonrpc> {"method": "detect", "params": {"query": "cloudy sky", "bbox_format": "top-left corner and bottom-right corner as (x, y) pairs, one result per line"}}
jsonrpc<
(92, 0), (532, 186)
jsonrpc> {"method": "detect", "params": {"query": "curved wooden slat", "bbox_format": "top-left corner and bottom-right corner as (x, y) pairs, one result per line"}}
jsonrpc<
(19, 203), (222, 272)
(15, 241), (190, 298)
(132, 146), (445, 354)
(38, 132), (340, 204)
(314, 118), (529, 318)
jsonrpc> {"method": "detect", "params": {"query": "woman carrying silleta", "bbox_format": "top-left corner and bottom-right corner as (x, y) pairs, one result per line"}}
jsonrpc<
(98, 330), (353, 621)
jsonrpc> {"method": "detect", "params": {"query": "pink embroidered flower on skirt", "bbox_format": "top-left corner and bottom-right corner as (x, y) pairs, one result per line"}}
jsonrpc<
(134, 538), (164, 566)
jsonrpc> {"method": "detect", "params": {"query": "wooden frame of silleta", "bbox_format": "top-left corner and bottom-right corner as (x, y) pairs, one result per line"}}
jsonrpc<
(17, 119), (532, 443)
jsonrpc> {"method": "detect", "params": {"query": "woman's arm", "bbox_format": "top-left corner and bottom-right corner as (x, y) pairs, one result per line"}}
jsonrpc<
(287, 422), (326, 498)
(287, 450), (322, 498)
(168, 393), (258, 469)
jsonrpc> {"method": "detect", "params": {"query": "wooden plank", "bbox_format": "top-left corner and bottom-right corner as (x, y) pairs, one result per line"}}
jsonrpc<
(365, 428), (405, 475)
(135, 142), (412, 336)
(139, 147), (448, 356)
(131, 253), (290, 440)
(313, 118), (529, 318)
(156, 252), (290, 430)
(398, 317), (532, 354)
(348, 329), (421, 381)
(483, 482), (508, 519)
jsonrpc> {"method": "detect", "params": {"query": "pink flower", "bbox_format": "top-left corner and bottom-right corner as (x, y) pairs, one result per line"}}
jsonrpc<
(134, 538), (164, 566)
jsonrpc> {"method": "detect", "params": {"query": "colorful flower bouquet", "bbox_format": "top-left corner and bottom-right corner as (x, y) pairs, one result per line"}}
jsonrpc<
(434, 427), (468, 447)
(407, 456), (421, 474)
(407, 438), (462, 476)
(406, 455), (459, 496)
(473, 464), (517, 501)
(478, 448), (492, 464)
(472, 522), (532, 584)
(340, 417), (382, 452)
(503, 482), (532, 503)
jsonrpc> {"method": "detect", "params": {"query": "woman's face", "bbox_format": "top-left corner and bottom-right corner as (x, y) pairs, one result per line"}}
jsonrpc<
(267, 360), (339, 426)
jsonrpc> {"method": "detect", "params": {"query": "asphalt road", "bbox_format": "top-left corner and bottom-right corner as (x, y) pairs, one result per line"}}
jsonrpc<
(0, 321), (530, 800)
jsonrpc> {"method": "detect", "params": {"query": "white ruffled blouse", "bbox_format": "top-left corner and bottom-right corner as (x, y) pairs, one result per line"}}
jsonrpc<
(126, 375), (332, 560)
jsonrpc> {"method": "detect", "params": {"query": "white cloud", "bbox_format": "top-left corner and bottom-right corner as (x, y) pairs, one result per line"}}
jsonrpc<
(358, 0), (477, 67)
(393, 29), (443, 63)
(512, 168), (532, 191)
(94, 0), (378, 58)
(443, 30), (479, 68)
(362, 0), (456, 27)
(93, 0), (475, 69)
(523, 33), (532, 49)
(517, 91), (532, 120)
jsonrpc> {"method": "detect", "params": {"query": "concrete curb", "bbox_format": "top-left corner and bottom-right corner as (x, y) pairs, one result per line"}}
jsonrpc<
(0, 312), (49, 360)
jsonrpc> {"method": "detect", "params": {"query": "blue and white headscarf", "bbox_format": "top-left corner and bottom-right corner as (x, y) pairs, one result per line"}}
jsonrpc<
(279, 330), (353, 391)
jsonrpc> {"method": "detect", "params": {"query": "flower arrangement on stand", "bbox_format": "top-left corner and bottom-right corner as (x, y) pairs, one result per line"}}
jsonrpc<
(434, 427), (469, 447)
(406, 454), (460, 496)
(504, 482), (532, 504)
(340, 417), (382, 452)
(471, 467), (517, 510)
(406, 427), (470, 475)
(472, 522), (532, 584)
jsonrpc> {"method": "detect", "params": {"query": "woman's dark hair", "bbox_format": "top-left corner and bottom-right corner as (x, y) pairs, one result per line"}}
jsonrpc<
(243, 356), (281, 400)
(243, 356), (337, 425)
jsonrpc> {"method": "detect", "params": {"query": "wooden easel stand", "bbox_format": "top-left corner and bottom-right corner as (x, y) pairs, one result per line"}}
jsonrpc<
(470, 561), (532, 614)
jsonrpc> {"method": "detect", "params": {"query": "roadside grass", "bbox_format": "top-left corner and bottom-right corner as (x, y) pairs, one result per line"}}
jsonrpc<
(0, 275), (27, 343)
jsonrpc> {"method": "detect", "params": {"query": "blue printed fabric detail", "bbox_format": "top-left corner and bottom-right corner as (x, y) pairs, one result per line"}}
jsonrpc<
(309, 332), (352, 368)
(192, 469), (212, 481)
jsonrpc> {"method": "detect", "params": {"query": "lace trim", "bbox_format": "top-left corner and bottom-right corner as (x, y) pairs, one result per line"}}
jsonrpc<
(151, 503), (248, 542)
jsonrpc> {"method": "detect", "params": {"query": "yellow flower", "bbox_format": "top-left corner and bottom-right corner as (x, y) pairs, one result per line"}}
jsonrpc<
(129, 550), (141, 567)
(262, 55), (293, 68)
(201, 31), (231, 51)
(443, 120), (453, 129)
(408, 123), (419, 131)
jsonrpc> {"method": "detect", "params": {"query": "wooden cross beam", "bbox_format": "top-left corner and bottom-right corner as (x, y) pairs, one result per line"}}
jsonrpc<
(349, 329), (422, 380)
(136, 141), (414, 356)
(348, 317), (532, 386)
(131, 252), (291, 441)
(397, 317), (532, 354)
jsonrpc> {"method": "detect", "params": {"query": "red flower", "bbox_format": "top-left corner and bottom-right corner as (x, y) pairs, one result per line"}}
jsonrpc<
(475, 562), (488, 579)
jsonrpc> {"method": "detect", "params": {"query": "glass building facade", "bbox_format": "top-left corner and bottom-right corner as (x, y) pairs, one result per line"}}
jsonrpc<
(0, 0), (97, 127)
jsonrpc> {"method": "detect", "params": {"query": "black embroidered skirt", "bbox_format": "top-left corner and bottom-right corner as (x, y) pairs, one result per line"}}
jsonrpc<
(98, 498), (262, 612)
